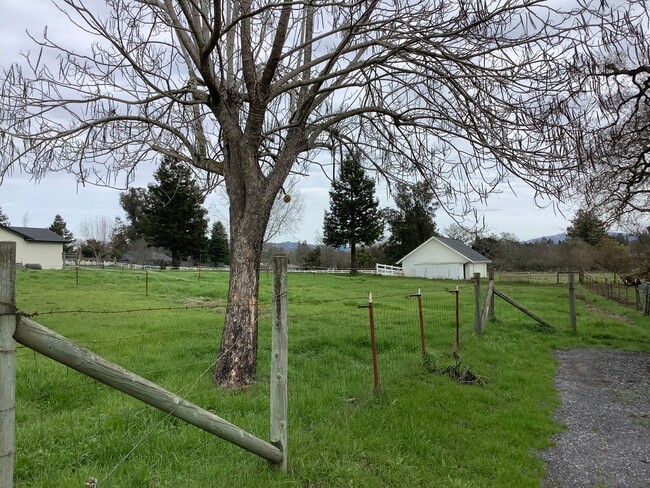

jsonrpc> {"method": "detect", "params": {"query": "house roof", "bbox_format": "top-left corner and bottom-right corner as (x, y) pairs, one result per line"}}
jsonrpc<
(1, 225), (70, 243)
(396, 236), (491, 265)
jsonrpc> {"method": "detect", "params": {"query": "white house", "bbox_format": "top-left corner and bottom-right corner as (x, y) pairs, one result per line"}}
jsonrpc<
(396, 236), (491, 280)
(0, 226), (69, 269)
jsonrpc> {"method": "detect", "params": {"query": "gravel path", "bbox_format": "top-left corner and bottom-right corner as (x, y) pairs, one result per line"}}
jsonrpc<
(540, 349), (650, 488)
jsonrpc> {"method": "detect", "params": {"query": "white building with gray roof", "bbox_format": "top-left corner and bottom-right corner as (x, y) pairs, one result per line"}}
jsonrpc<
(396, 236), (491, 279)
(0, 225), (69, 269)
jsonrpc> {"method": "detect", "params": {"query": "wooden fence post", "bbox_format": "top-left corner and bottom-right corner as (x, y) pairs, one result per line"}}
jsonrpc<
(488, 270), (495, 322)
(474, 273), (483, 335)
(0, 242), (16, 488)
(569, 272), (577, 332)
(480, 279), (495, 332)
(271, 256), (288, 473)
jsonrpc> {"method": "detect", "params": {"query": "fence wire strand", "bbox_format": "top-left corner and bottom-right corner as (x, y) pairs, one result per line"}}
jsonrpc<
(14, 267), (472, 485)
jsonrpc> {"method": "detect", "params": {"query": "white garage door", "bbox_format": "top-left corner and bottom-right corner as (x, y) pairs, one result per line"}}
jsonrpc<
(414, 264), (463, 280)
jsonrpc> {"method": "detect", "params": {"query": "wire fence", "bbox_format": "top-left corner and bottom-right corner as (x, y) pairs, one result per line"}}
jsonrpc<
(17, 262), (628, 487)
(14, 322), (221, 487)
(583, 274), (649, 314)
(287, 290), (465, 403)
(12, 266), (470, 486)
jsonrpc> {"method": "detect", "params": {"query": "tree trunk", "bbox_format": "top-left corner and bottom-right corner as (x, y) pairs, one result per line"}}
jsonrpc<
(211, 119), (298, 388)
(350, 242), (357, 274)
(213, 160), (276, 388)
(213, 230), (263, 389)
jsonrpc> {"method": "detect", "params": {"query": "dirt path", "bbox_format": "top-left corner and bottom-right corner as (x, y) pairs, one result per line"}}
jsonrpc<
(540, 349), (650, 488)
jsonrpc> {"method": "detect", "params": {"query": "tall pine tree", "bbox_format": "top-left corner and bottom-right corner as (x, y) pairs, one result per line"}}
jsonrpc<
(119, 187), (148, 241)
(143, 157), (208, 267)
(384, 182), (438, 264)
(323, 155), (383, 271)
(48, 214), (75, 252)
(208, 221), (230, 265)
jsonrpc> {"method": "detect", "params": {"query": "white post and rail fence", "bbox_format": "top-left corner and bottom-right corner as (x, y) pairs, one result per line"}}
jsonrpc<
(0, 242), (289, 487)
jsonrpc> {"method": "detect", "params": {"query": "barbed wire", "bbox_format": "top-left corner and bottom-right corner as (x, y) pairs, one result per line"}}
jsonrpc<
(17, 303), (224, 318)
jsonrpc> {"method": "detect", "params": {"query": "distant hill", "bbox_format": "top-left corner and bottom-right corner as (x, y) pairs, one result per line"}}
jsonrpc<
(266, 241), (302, 251)
(526, 232), (635, 244)
(526, 233), (567, 244)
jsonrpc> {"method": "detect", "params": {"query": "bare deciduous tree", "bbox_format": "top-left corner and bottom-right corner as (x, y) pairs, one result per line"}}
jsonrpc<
(79, 217), (113, 264)
(264, 177), (305, 244)
(1, 0), (593, 388)
(561, 1), (650, 222)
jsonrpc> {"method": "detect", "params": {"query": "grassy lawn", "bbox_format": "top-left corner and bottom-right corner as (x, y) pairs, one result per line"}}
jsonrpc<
(10, 268), (650, 487)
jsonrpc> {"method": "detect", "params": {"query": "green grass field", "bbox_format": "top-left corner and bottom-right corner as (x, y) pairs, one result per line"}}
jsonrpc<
(11, 268), (650, 487)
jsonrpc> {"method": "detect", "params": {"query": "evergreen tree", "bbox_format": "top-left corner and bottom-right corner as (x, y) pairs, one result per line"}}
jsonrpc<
(566, 209), (608, 247)
(208, 221), (230, 266)
(472, 234), (500, 260)
(303, 246), (322, 268)
(384, 182), (438, 264)
(323, 155), (384, 271)
(0, 207), (10, 226)
(110, 217), (130, 258)
(48, 214), (75, 252)
(142, 157), (209, 267)
(119, 187), (148, 241)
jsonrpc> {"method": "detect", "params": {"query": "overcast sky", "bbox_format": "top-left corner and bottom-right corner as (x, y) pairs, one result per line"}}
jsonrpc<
(0, 1), (578, 244)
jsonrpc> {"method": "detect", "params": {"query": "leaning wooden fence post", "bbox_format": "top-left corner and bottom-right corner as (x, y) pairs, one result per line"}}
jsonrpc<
(0, 242), (17, 488)
(271, 256), (288, 473)
(474, 273), (483, 335)
(480, 279), (495, 333)
(569, 272), (577, 332)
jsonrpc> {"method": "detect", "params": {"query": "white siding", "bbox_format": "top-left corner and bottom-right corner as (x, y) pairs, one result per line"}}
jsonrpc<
(465, 263), (488, 279)
(414, 264), (463, 280)
(399, 238), (490, 279)
(0, 229), (64, 269)
(401, 242), (461, 277)
(0, 228), (28, 264)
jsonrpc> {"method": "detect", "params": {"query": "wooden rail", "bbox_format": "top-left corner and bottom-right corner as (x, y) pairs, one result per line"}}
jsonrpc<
(493, 289), (556, 331)
(13, 316), (283, 463)
(2, 245), (290, 485)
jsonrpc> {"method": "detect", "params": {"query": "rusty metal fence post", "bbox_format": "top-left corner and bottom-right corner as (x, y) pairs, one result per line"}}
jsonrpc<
(410, 288), (426, 357)
(359, 292), (380, 393)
